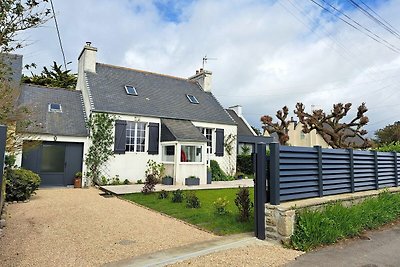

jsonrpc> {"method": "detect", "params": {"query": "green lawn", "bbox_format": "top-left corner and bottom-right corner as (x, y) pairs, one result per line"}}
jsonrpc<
(122, 187), (254, 235)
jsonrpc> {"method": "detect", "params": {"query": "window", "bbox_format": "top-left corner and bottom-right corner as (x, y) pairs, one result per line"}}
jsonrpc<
(198, 127), (213, 154)
(300, 131), (306, 140)
(162, 145), (175, 162)
(181, 145), (202, 162)
(125, 122), (146, 152)
(48, 103), (62, 112)
(41, 143), (65, 172)
(125, 85), (138, 96)
(186, 94), (199, 104)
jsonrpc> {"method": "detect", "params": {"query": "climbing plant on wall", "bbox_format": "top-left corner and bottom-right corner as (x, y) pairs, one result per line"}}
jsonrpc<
(85, 113), (115, 186)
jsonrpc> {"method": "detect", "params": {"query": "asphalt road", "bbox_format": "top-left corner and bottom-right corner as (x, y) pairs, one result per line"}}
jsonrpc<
(286, 223), (400, 267)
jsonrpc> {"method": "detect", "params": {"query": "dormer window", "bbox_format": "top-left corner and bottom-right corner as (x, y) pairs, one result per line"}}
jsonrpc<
(186, 94), (199, 104)
(48, 103), (62, 113)
(125, 85), (138, 96)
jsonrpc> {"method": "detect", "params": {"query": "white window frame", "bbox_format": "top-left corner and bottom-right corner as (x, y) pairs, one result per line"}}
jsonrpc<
(125, 85), (138, 96)
(198, 127), (213, 154)
(48, 103), (62, 113)
(125, 121), (146, 153)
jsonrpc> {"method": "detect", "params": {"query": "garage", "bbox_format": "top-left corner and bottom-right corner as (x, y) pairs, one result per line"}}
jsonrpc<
(22, 141), (84, 187)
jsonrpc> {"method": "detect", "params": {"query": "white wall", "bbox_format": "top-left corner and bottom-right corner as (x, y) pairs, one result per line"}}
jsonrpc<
(192, 121), (237, 176)
(287, 122), (329, 148)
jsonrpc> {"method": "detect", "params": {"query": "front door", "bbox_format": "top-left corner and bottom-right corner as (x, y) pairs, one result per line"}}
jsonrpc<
(22, 141), (84, 187)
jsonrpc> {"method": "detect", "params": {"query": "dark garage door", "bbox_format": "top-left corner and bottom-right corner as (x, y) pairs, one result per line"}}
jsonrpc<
(22, 141), (84, 187)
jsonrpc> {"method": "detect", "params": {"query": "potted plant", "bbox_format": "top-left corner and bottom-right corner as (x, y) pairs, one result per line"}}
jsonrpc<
(74, 172), (82, 188)
(185, 175), (200, 186)
(162, 175), (174, 185)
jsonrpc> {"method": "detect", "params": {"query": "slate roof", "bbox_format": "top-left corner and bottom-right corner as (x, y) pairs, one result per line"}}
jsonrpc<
(85, 63), (235, 125)
(161, 119), (208, 142)
(18, 84), (88, 137)
(226, 109), (255, 136)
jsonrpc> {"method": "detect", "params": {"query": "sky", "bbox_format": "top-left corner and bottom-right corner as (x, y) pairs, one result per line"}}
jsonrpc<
(17, 0), (400, 136)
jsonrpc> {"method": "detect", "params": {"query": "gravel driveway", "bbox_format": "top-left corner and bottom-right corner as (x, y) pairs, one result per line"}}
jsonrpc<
(0, 188), (216, 266)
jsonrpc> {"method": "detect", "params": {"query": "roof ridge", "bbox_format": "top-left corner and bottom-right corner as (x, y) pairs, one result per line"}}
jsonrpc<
(23, 83), (80, 93)
(97, 63), (194, 82)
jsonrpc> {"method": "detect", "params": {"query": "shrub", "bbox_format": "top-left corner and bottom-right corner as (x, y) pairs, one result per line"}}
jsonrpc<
(236, 154), (253, 175)
(375, 141), (400, 153)
(136, 179), (143, 184)
(123, 179), (130, 185)
(158, 190), (169, 199)
(210, 160), (228, 181)
(234, 187), (253, 222)
(213, 196), (230, 215)
(172, 189), (184, 203)
(141, 174), (158, 194)
(144, 160), (165, 182)
(186, 192), (201, 208)
(6, 169), (41, 201)
(290, 191), (400, 251)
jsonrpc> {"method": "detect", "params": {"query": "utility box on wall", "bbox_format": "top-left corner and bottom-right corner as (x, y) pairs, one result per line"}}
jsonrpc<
(0, 125), (7, 213)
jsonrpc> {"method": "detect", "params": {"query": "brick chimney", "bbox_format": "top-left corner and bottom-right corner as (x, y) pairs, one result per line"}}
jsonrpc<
(189, 68), (212, 92)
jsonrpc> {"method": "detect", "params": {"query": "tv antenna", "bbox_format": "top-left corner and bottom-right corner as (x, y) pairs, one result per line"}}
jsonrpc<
(202, 55), (217, 69)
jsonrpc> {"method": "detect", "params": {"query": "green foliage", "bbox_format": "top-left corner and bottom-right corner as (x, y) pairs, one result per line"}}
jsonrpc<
(74, 172), (82, 178)
(374, 121), (400, 145)
(0, 0), (51, 53)
(136, 179), (143, 184)
(158, 190), (169, 199)
(144, 160), (165, 182)
(186, 192), (201, 208)
(234, 187), (253, 222)
(85, 113), (115, 186)
(5, 169), (41, 201)
(141, 174), (158, 194)
(98, 175), (128, 185)
(375, 141), (400, 153)
(123, 179), (130, 185)
(4, 154), (16, 169)
(22, 61), (78, 89)
(240, 144), (251, 155)
(172, 189), (184, 203)
(236, 154), (253, 175)
(291, 191), (400, 251)
(210, 160), (228, 181)
(123, 188), (255, 235)
(213, 196), (230, 215)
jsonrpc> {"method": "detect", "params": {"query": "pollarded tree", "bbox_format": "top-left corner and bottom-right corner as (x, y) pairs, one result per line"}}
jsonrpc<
(260, 106), (291, 145)
(374, 121), (400, 145)
(294, 102), (371, 149)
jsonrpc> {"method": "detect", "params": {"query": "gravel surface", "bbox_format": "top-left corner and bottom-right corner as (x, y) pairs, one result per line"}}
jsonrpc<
(169, 242), (303, 267)
(0, 188), (216, 267)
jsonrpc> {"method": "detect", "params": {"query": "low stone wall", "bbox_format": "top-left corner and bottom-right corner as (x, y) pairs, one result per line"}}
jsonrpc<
(265, 187), (400, 243)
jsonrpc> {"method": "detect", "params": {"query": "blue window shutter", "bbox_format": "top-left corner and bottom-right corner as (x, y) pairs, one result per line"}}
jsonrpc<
(114, 120), (127, 154)
(215, 128), (224, 157)
(148, 123), (159, 155)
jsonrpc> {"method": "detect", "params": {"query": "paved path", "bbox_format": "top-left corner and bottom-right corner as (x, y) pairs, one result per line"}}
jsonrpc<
(286, 222), (400, 267)
(101, 179), (254, 195)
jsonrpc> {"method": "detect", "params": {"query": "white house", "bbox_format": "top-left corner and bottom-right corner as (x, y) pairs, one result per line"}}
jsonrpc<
(16, 43), (238, 186)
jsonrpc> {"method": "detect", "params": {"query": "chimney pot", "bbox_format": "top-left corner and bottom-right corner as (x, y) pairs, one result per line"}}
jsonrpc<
(86, 41), (91, 46)
(200, 68), (203, 72)
(196, 70), (199, 74)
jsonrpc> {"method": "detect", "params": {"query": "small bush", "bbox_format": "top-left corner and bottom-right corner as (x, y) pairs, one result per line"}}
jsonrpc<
(234, 187), (253, 222)
(136, 179), (143, 184)
(158, 190), (169, 199)
(236, 154), (253, 175)
(213, 196), (230, 215)
(141, 174), (158, 194)
(375, 141), (400, 153)
(186, 192), (201, 208)
(6, 169), (41, 201)
(172, 189), (184, 203)
(123, 179), (130, 185)
(290, 191), (400, 251)
(210, 160), (228, 181)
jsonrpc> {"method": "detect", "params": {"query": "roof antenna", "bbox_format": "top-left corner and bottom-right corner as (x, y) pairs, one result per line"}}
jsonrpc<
(202, 55), (217, 69)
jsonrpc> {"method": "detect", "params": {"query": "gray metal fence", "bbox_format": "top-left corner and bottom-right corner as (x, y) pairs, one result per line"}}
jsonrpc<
(269, 142), (400, 205)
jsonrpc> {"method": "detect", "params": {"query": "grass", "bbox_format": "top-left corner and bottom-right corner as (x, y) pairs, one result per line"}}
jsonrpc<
(291, 191), (400, 251)
(122, 187), (254, 235)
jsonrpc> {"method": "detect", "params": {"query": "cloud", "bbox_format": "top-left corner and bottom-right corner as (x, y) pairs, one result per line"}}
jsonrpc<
(17, 0), (400, 135)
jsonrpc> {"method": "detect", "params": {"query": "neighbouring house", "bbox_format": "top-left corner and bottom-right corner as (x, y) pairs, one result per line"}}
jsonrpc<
(226, 105), (271, 154)
(263, 118), (365, 148)
(15, 43), (238, 186)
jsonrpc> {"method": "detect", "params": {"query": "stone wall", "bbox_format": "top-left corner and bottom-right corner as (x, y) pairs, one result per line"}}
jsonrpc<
(265, 187), (400, 243)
